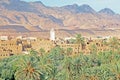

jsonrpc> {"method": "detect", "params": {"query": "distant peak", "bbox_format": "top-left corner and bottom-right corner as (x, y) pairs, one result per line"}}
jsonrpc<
(61, 4), (95, 13)
(63, 3), (78, 8)
(81, 4), (90, 7)
(80, 4), (93, 9)
(99, 8), (115, 15)
(79, 4), (96, 13)
(31, 1), (45, 6)
(33, 1), (42, 3)
(72, 3), (78, 7)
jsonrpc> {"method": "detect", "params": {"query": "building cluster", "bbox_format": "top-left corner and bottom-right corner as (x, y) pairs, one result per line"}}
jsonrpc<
(0, 29), (112, 59)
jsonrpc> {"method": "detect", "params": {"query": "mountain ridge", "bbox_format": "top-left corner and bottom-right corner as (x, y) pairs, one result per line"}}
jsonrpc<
(0, 0), (117, 14)
(0, 0), (120, 37)
(99, 8), (115, 15)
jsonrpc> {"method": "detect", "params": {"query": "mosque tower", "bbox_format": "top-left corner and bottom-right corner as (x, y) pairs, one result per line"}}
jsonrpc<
(50, 28), (55, 41)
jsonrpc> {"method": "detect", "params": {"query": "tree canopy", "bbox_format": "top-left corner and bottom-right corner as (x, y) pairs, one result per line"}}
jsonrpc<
(0, 46), (120, 80)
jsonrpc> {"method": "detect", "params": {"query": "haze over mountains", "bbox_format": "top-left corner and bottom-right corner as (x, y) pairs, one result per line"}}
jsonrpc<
(0, 0), (120, 37)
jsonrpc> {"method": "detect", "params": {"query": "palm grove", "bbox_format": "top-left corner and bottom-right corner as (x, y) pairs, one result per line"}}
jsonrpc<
(0, 34), (120, 80)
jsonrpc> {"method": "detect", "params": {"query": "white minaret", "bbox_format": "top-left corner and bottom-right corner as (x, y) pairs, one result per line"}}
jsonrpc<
(50, 28), (55, 41)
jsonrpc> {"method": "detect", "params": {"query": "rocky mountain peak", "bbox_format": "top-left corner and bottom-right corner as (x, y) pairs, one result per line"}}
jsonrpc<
(79, 4), (96, 13)
(99, 8), (115, 15)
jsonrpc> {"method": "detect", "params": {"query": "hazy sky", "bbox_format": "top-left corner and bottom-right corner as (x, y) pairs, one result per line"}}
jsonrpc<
(23, 0), (120, 13)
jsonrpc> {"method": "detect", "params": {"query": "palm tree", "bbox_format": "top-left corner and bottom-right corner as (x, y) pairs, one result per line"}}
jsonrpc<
(69, 38), (76, 44)
(89, 44), (97, 54)
(0, 56), (19, 80)
(15, 57), (42, 80)
(1, 69), (14, 80)
(47, 46), (65, 80)
(109, 37), (120, 52)
(66, 48), (73, 56)
(39, 48), (45, 56)
(61, 56), (74, 80)
(29, 49), (38, 55)
(75, 34), (85, 53)
(110, 62), (120, 80)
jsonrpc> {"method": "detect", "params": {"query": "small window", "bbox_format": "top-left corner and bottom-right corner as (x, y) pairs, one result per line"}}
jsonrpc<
(87, 42), (89, 44)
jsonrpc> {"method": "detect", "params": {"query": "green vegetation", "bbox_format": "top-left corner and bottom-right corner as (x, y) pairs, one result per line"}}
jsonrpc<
(0, 46), (120, 80)
(76, 34), (85, 53)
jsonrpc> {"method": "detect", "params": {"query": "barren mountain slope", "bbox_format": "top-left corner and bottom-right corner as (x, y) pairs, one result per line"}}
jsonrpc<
(0, 0), (120, 37)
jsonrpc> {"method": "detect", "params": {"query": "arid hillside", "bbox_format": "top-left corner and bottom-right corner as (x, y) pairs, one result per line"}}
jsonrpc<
(0, 0), (120, 37)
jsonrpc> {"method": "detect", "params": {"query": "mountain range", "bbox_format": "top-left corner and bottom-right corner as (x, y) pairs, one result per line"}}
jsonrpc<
(0, 0), (120, 37)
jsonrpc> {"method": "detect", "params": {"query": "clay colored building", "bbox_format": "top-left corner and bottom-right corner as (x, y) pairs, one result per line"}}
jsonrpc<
(0, 35), (113, 59)
(0, 39), (22, 59)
